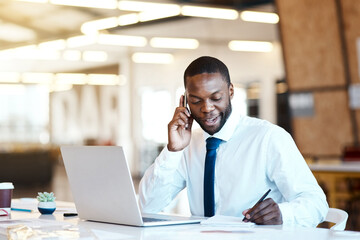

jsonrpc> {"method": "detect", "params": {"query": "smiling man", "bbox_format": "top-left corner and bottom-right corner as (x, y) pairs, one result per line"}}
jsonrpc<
(139, 56), (328, 226)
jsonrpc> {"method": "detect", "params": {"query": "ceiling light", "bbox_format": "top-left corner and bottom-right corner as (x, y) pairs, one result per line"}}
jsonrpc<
(228, 40), (273, 52)
(138, 6), (181, 22)
(50, 0), (117, 9)
(81, 17), (119, 35)
(88, 74), (122, 85)
(82, 51), (108, 62)
(55, 73), (87, 85)
(132, 52), (174, 64)
(12, 45), (61, 60)
(181, 6), (238, 20)
(22, 73), (54, 84)
(63, 50), (82, 61)
(118, 1), (179, 12)
(0, 22), (36, 42)
(5, 45), (36, 59)
(0, 84), (26, 95)
(97, 34), (147, 47)
(150, 37), (199, 49)
(49, 84), (73, 92)
(0, 72), (21, 83)
(38, 39), (66, 50)
(118, 13), (139, 26)
(16, 0), (48, 3)
(240, 11), (279, 24)
(67, 35), (97, 48)
(0, 49), (14, 60)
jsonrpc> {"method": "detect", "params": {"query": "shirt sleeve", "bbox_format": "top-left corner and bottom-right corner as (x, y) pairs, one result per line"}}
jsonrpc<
(138, 146), (187, 213)
(266, 127), (329, 227)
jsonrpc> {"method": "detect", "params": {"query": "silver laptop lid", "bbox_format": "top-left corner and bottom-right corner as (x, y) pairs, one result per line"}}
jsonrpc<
(61, 146), (144, 226)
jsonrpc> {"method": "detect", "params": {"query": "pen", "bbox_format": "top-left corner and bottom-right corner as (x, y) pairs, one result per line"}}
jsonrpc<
(11, 208), (33, 212)
(242, 189), (271, 221)
(63, 213), (78, 217)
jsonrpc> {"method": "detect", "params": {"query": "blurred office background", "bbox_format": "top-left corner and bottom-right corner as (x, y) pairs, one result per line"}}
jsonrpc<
(1, 0), (360, 230)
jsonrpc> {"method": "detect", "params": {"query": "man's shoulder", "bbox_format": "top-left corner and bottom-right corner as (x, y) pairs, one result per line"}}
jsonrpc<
(239, 115), (275, 129)
(237, 115), (288, 136)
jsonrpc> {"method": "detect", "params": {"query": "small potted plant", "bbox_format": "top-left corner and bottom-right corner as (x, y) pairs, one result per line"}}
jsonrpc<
(37, 192), (56, 214)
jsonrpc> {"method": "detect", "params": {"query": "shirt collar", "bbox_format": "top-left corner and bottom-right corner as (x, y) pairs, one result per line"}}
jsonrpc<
(203, 107), (241, 142)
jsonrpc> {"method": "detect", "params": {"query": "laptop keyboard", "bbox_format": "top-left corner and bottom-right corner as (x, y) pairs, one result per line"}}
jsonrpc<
(142, 217), (168, 222)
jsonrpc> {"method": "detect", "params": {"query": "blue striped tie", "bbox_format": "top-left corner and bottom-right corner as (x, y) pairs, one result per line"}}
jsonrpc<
(204, 137), (222, 217)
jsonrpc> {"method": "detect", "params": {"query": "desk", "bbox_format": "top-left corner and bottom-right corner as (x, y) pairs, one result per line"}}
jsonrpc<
(1, 200), (360, 240)
(309, 162), (360, 208)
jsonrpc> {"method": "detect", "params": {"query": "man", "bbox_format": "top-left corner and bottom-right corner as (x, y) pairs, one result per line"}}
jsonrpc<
(139, 56), (328, 226)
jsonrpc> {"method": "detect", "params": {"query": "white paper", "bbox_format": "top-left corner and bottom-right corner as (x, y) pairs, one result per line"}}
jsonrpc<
(200, 215), (255, 227)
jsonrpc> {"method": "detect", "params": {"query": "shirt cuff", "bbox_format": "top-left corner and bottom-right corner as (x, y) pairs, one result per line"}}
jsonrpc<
(278, 202), (295, 226)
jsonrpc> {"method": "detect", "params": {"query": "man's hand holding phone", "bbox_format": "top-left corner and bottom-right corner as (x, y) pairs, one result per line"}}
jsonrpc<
(167, 94), (193, 152)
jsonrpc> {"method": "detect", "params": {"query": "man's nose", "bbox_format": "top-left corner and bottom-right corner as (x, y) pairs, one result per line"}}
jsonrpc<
(201, 100), (215, 112)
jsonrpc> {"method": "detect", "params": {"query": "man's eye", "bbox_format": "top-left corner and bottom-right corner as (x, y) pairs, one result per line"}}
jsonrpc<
(212, 98), (222, 101)
(191, 101), (200, 105)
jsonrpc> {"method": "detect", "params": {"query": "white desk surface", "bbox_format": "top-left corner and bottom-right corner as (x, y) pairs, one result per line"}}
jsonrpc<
(1, 200), (360, 240)
(309, 161), (360, 172)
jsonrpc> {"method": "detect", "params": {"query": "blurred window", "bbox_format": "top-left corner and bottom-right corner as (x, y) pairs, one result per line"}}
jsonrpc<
(0, 84), (49, 143)
(141, 88), (172, 143)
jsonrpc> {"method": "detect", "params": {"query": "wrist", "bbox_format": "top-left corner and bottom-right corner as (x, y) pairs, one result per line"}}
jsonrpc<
(167, 144), (181, 152)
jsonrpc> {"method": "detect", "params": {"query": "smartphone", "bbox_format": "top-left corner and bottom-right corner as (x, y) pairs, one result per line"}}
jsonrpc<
(183, 92), (188, 108)
(183, 92), (191, 114)
(183, 92), (190, 129)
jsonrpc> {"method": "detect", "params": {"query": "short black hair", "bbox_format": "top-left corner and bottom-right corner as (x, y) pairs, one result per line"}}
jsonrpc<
(183, 56), (231, 87)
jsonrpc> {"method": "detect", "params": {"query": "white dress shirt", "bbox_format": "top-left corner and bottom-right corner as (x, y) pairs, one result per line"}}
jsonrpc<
(139, 109), (329, 227)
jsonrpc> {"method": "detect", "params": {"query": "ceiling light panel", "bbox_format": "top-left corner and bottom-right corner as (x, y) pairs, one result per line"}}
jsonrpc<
(16, 0), (48, 3)
(118, 13), (139, 26)
(181, 6), (238, 20)
(81, 17), (119, 35)
(0, 72), (21, 83)
(55, 73), (87, 85)
(150, 37), (199, 49)
(88, 74), (120, 85)
(50, 0), (117, 9)
(22, 73), (54, 84)
(228, 40), (273, 52)
(97, 34), (147, 47)
(62, 50), (82, 61)
(240, 11), (279, 24)
(118, 1), (179, 12)
(11, 45), (61, 60)
(82, 51), (108, 62)
(132, 52), (174, 64)
(38, 39), (66, 50)
(138, 7), (181, 22)
(0, 22), (36, 42)
(66, 35), (97, 48)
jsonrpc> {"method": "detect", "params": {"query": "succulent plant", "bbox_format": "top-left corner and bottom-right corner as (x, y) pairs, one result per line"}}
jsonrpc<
(37, 192), (56, 202)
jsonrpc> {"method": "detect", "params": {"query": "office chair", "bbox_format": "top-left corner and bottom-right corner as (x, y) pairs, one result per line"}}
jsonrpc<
(325, 208), (348, 230)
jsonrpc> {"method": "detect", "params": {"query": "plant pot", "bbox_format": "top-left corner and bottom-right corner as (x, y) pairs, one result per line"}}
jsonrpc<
(38, 201), (56, 214)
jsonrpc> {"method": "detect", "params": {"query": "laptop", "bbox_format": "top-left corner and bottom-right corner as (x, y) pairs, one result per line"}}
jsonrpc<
(60, 146), (203, 227)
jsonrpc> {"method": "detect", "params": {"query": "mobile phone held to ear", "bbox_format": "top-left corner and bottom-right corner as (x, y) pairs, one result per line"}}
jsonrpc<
(183, 93), (188, 108)
(183, 92), (191, 114)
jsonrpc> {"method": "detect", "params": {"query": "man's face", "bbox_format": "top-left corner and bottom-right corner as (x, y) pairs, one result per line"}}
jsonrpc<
(186, 72), (234, 135)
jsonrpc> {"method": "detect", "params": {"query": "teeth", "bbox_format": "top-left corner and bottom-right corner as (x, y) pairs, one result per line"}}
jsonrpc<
(205, 117), (216, 123)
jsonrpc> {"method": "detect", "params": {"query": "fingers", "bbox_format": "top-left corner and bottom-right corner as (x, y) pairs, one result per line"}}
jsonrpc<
(179, 94), (184, 107)
(243, 198), (283, 225)
(169, 104), (191, 131)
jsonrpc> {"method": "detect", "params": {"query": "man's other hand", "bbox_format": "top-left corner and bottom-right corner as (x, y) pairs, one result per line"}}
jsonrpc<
(242, 198), (283, 225)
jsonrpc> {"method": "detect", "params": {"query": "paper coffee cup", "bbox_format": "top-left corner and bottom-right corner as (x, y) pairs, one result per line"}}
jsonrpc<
(0, 182), (14, 215)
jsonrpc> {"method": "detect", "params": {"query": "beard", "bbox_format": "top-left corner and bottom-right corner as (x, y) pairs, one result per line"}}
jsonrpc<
(194, 99), (232, 135)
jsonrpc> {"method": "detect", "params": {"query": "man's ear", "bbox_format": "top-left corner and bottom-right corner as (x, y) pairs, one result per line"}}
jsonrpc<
(229, 83), (234, 99)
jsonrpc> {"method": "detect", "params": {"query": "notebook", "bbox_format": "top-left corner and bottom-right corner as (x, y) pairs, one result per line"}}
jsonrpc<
(60, 146), (203, 227)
